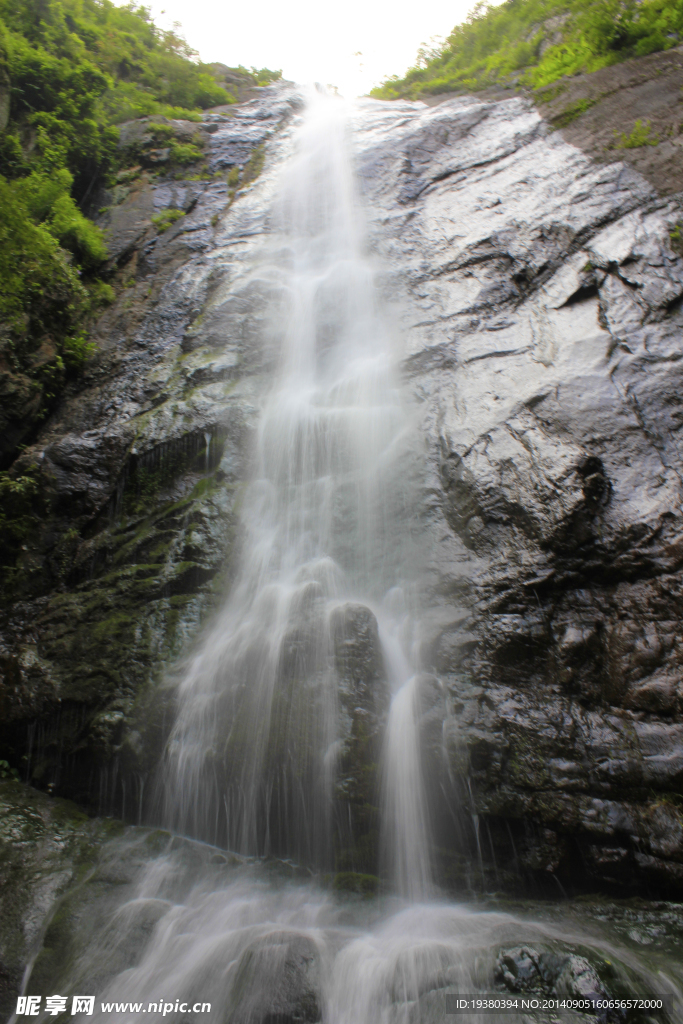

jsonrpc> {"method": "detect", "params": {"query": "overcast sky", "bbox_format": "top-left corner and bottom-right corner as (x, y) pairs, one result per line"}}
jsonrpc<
(144, 0), (478, 98)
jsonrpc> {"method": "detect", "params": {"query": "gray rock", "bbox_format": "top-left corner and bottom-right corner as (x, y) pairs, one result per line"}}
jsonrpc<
(497, 946), (547, 992)
(0, 780), (146, 1019)
(330, 603), (388, 872)
(350, 90), (683, 895)
(554, 954), (604, 1000)
(0, 83), (298, 806)
(228, 931), (322, 1023)
(497, 945), (604, 1001)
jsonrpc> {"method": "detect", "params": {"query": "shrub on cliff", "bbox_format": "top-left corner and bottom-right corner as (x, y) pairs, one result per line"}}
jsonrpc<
(0, 171), (106, 471)
(371, 0), (683, 99)
(0, 0), (279, 468)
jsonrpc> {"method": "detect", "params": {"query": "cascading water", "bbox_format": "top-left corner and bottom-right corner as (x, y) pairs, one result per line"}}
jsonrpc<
(160, 89), (431, 893)
(25, 92), (683, 1024)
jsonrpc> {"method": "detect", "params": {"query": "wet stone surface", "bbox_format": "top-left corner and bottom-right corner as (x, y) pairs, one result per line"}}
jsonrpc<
(352, 91), (683, 896)
(1, 782), (682, 1023)
(0, 83), (301, 806)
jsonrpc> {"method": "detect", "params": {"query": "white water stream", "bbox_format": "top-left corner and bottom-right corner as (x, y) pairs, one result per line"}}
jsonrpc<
(26, 93), (683, 1024)
(60, 834), (683, 1024)
(160, 90), (430, 891)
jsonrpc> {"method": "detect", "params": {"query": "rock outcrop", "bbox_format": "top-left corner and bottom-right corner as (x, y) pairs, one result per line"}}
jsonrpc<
(353, 86), (683, 895)
(0, 780), (128, 1021)
(535, 45), (683, 197)
(331, 603), (387, 877)
(229, 932), (322, 1024)
(0, 84), (300, 805)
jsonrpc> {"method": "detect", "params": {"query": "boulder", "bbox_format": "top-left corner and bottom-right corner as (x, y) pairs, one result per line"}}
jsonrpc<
(229, 932), (322, 1024)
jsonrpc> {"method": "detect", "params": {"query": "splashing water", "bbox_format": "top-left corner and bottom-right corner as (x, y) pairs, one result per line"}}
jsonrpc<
(49, 834), (683, 1024)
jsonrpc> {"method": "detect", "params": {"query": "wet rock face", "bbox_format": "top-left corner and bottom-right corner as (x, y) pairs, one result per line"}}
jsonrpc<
(0, 84), (300, 808)
(229, 932), (322, 1024)
(536, 46), (683, 198)
(0, 780), (128, 1021)
(353, 93), (683, 895)
(330, 603), (388, 875)
(496, 946), (604, 1000)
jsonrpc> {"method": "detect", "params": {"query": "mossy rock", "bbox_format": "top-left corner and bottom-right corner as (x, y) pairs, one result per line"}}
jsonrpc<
(332, 871), (379, 896)
(0, 781), (127, 1020)
(0, 448), (240, 804)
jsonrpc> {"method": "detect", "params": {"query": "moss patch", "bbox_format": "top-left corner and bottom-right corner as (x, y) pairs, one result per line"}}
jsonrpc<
(614, 118), (660, 148)
(332, 871), (379, 896)
(151, 208), (185, 233)
(550, 96), (597, 128)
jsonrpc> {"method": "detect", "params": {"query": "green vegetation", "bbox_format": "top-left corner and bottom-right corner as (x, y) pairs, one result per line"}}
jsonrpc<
(169, 140), (203, 165)
(0, 171), (101, 374)
(550, 95), (597, 127)
(371, 0), (683, 99)
(0, 0), (231, 411)
(242, 143), (266, 185)
(0, 466), (45, 570)
(332, 871), (379, 895)
(0, 0), (280, 468)
(613, 117), (659, 146)
(151, 207), (185, 233)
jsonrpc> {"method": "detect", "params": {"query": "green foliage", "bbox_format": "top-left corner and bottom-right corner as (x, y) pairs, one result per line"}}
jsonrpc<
(87, 279), (115, 305)
(0, 466), (45, 568)
(613, 117), (659, 147)
(99, 81), (206, 124)
(17, 168), (107, 265)
(534, 81), (567, 102)
(332, 871), (379, 895)
(550, 96), (597, 128)
(0, 0), (232, 156)
(117, 122), (205, 170)
(371, 0), (683, 99)
(0, 0), (280, 477)
(0, 1), (278, 470)
(245, 66), (283, 86)
(0, 173), (88, 355)
(0, 168), (109, 393)
(169, 141), (203, 166)
(151, 207), (184, 233)
(242, 144), (265, 185)
(671, 223), (683, 254)
(62, 330), (96, 369)
(0, 760), (20, 780)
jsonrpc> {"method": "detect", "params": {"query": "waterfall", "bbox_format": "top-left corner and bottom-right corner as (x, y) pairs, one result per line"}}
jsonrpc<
(32, 91), (683, 1024)
(160, 90), (431, 896)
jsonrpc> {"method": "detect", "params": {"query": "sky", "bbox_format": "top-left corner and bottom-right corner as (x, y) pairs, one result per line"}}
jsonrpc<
(144, 0), (478, 98)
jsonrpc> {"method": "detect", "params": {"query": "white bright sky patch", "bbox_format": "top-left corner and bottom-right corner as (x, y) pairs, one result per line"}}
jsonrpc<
(144, 0), (478, 98)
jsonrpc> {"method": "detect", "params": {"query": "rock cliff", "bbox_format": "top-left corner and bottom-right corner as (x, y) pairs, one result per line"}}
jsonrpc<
(0, 83), (300, 803)
(354, 87), (683, 895)
(1, 66), (682, 897)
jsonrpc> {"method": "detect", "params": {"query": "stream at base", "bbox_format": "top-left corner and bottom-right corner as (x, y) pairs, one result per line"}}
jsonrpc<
(52, 834), (683, 1024)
